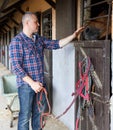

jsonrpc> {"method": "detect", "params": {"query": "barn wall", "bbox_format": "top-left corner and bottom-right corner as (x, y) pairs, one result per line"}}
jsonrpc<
(52, 0), (76, 129)
(53, 44), (75, 130)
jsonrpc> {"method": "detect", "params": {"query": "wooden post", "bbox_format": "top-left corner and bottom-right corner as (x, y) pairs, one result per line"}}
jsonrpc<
(110, 1), (113, 130)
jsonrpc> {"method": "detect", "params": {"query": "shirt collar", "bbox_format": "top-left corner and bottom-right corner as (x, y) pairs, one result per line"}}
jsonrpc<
(21, 32), (39, 43)
(21, 32), (32, 40)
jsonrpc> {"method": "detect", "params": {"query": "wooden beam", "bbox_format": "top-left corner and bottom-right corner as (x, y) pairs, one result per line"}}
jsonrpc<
(2, 27), (7, 32)
(0, 32), (3, 35)
(1, 0), (26, 13)
(10, 17), (19, 26)
(0, 29), (4, 34)
(0, 24), (6, 33)
(0, 17), (8, 23)
(0, 9), (16, 20)
(45, 0), (56, 9)
(16, 7), (25, 14)
(0, 0), (10, 11)
(112, 0), (113, 40)
(5, 23), (11, 29)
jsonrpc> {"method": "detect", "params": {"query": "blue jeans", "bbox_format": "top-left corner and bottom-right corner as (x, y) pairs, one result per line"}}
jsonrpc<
(18, 84), (46, 130)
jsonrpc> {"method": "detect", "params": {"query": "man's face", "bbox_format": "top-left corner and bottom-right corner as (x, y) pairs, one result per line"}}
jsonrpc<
(28, 15), (39, 34)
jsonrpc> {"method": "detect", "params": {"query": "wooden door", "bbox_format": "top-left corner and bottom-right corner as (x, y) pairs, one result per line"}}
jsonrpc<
(75, 40), (110, 130)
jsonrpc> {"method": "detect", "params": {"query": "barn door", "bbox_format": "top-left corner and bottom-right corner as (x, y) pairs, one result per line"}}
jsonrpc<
(75, 40), (110, 130)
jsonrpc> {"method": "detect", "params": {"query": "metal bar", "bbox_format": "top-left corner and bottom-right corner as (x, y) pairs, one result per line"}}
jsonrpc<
(83, 15), (109, 23)
(84, 0), (113, 9)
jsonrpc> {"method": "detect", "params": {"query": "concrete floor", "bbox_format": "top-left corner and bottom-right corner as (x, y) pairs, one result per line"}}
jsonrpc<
(0, 63), (69, 130)
(0, 95), (69, 130)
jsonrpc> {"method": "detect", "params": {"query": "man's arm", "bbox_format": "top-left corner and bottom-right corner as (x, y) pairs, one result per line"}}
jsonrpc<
(59, 27), (84, 48)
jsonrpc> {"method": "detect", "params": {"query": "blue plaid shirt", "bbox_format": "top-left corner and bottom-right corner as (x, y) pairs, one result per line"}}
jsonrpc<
(9, 32), (60, 87)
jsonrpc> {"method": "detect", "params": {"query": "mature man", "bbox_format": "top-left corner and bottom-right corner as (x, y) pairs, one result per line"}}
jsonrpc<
(9, 12), (84, 130)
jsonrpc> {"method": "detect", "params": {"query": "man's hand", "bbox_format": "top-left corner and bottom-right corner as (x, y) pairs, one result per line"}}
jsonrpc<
(59, 26), (85, 48)
(73, 27), (85, 39)
(23, 75), (43, 93)
(30, 81), (43, 93)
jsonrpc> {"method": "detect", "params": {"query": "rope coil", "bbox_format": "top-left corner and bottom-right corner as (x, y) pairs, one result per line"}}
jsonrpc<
(37, 88), (51, 129)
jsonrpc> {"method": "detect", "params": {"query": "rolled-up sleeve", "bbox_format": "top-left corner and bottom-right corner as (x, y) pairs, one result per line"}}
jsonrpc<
(40, 36), (60, 50)
(9, 39), (27, 78)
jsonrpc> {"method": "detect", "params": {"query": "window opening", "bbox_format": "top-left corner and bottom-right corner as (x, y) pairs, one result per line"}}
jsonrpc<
(42, 9), (52, 39)
(81, 0), (112, 40)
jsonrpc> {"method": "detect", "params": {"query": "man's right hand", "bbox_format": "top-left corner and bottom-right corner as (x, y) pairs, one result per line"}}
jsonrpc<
(31, 81), (43, 93)
(23, 75), (43, 93)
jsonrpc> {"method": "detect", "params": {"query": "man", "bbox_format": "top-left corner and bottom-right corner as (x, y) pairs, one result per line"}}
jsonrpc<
(9, 12), (84, 130)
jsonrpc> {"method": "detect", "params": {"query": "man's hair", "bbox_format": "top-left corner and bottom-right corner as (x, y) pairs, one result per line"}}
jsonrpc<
(22, 12), (37, 25)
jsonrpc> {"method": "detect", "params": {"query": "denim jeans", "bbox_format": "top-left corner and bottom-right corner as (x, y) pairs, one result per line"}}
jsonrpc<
(18, 84), (45, 130)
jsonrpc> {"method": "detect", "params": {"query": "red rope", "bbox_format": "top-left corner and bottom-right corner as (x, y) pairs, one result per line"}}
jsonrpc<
(37, 88), (51, 129)
(56, 57), (91, 130)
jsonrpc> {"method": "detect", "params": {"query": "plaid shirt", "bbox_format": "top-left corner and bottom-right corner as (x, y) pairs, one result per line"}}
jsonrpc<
(9, 32), (60, 87)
